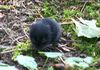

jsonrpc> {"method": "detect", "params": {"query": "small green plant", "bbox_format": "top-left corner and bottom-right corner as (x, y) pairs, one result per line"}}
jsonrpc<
(42, 2), (58, 20)
(12, 40), (31, 60)
(85, 5), (100, 19)
(63, 9), (83, 19)
(85, 6), (94, 14)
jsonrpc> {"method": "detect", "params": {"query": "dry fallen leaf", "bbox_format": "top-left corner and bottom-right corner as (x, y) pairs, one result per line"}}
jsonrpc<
(0, 13), (4, 18)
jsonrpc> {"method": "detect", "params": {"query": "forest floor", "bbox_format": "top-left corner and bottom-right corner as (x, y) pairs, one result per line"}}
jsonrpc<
(0, 0), (100, 70)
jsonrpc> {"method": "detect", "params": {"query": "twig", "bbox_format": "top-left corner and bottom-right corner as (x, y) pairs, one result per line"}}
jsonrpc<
(15, 35), (26, 41)
(61, 21), (73, 25)
(37, 10), (44, 18)
(34, 6), (44, 18)
(20, 24), (30, 39)
(81, 1), (87, 13)
(11, 36), (25, 45)
(0, 45), (13, 49)
(1, 25), (19, 45)
(1, 26), (9, 36)
(59, 56), (66, 65)
(3, 46), (15, 51)
(0, 35), (6, 44)
(55, 47), (63, 52)
(0, 48), (22, 54)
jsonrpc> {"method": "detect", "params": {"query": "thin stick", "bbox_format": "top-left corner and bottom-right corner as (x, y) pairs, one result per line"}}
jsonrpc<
(81, 1), (87, 13)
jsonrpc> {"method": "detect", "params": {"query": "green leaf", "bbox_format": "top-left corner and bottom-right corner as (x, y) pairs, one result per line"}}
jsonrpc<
(83, 57), (93, 64)
(65, 57), (83, 66)
(0, 62), (18, 70)
(15, 55), (38, 70)
(39, 52), (63, 58)
(72, 17), (100, 38)
(48, 66), (54, 70)
(77, 62), (89, 69)
(65, 56), (94, 69)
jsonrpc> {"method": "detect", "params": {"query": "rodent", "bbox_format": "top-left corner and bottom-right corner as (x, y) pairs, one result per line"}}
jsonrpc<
(29, 18), (61, 50)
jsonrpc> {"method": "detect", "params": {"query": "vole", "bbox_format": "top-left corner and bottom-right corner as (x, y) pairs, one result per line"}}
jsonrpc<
(29, 18), (61, 50)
